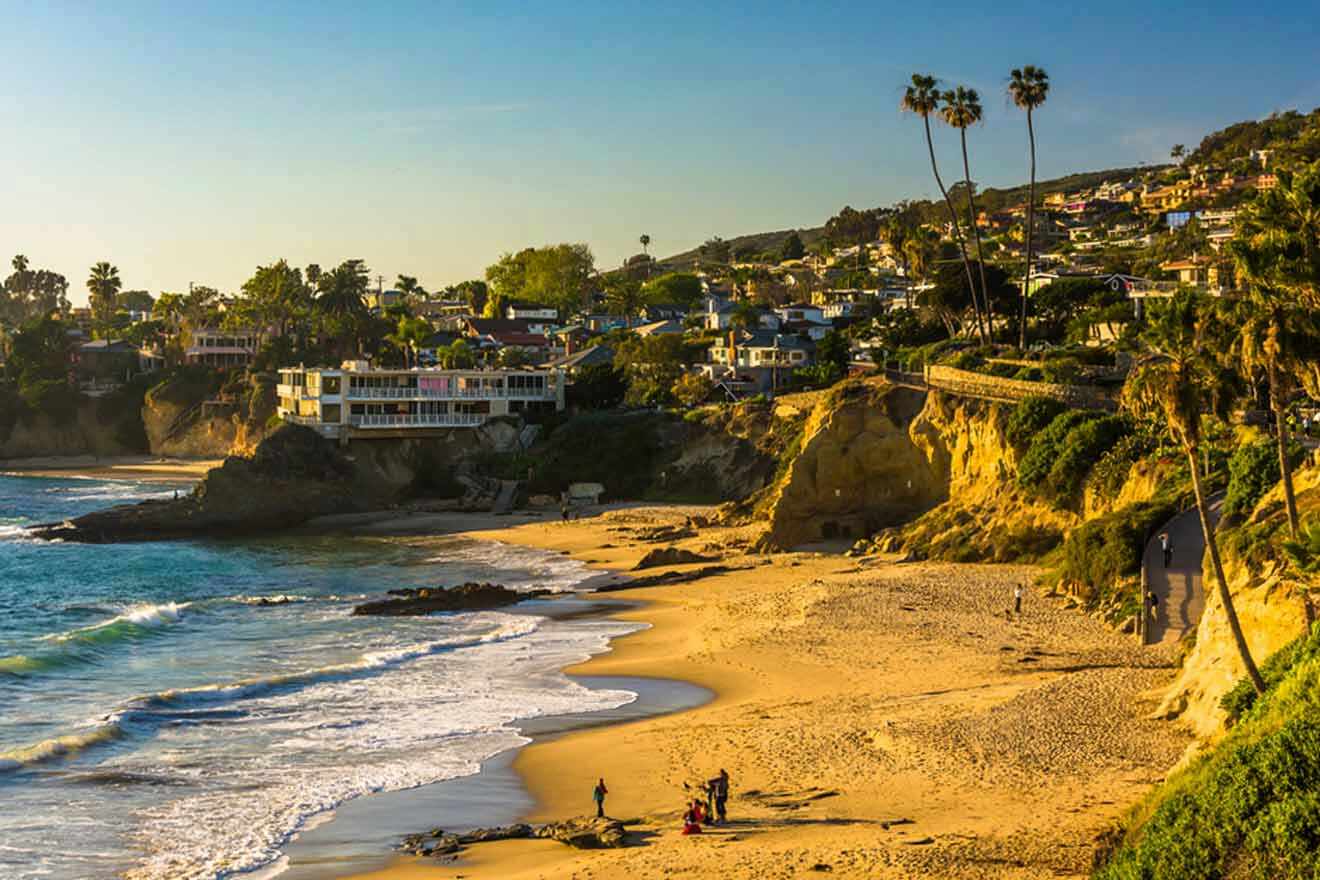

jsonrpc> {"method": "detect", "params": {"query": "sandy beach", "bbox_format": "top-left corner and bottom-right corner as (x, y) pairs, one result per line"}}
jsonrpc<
(0, 455), (221, 483)
(335, 506), (1190, 880)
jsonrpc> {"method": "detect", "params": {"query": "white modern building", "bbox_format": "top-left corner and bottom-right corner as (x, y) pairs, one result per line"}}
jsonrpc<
(277, 361), (565, 439)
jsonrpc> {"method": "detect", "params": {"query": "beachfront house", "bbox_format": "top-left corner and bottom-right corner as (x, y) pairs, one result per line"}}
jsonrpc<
(276, 361), (565, 440)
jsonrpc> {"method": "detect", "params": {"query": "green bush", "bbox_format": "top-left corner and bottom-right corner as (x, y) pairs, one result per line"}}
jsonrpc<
(1040, 356), (1082, 385)
(1088, 432), (1156, 503)
(1222, 629), (1320, 723)
(947, 351), (985, 372)
(1098, 625), (1320, 880)
(1046, 415), (1131, 507)
(1012, 366), (1043, 381)
(19, 378), (79, 425)
(1017, 410), (1100, 490)
(1006, 396), (1068, 452)
(1056, 496), (1182, 617)
(1224, 437), (1305, 522)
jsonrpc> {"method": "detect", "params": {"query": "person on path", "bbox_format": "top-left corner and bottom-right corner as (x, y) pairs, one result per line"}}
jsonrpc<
(713, 769), (730, 823)
(593, 778), (608, 818)
(1159, 532), (1173, 568)
(1147, 590), (1159, 625)
(1013, 585), (1023, 615)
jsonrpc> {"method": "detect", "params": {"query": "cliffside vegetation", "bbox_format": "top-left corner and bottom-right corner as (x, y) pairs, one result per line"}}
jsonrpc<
(1097, 625), (1320, 879)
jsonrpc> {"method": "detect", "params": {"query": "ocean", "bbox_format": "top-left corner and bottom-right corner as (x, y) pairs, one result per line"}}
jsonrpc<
(0, 473), (639, 879)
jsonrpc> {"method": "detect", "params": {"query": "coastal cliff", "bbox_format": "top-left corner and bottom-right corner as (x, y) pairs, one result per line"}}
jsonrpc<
(752, 380), (1070, 556)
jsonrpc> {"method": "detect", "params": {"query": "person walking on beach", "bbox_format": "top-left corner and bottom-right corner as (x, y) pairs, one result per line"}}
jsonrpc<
(1013, 585), (1023, 615)
(593, 778), (608, 818)
(1159, 532), (1173, 568)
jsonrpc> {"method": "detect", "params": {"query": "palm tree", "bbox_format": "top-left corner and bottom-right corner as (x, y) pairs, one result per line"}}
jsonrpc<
(902, 74), (986, 343)
(86, 262), (122, 325)
(1231, 172), (1320, 539)
(639, 234), (651, 256)
(1008, 65), (1049, 349)
(396, 274), (425, 305)
(12, 254), (29, 274)
(1123, 292), (1265, 693)
(940, 86), (993, 341)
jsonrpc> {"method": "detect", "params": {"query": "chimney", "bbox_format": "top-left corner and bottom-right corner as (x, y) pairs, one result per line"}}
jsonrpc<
(566, 333), (574, 356)
(727, 330), (736, 367)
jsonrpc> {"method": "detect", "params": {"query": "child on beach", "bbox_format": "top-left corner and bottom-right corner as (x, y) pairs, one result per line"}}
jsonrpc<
(682, 800), (704, 834)
(593, 778), (608, 818)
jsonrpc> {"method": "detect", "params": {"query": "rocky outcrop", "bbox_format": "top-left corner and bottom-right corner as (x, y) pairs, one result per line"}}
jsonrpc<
(0, 402), (144, 461)
(756, 381), (941, 549)
(400, 818), (626, 859)
(27, 425), (377, 542)
(633, 547), (714, 570)
(352, 583), (551, 616)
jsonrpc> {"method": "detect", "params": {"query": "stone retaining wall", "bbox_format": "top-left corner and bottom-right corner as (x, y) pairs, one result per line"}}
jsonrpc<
(924, 364), (1116, 411)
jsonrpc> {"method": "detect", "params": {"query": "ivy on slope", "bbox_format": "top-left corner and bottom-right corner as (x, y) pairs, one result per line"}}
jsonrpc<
(1095, 624), (1320, 880)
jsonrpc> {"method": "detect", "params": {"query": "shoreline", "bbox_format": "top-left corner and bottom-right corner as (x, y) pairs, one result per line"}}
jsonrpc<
(0, 454), (221, 483)
(333, 507), (1191, 880)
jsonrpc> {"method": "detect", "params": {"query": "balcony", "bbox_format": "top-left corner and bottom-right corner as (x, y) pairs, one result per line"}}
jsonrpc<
(344, 386), (553, 401)
(348, 413), (487, 429)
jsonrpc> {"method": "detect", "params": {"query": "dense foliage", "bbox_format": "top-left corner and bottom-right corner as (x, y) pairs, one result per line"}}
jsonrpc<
(1099, 625), (1320, 880)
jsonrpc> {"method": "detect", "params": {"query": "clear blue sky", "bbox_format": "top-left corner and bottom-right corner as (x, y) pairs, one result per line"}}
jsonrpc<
(4, 0), (1318, 303)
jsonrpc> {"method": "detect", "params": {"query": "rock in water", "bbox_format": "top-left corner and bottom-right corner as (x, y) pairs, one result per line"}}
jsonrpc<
(633, 547), (716, 570)
(352, 582), (550, 616)
(26, 425), (374, 543)
(534, 816), (627, 849)
(456, 824), (535, 844)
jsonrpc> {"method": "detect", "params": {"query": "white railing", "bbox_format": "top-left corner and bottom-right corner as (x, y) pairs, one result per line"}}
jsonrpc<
(349, 413), (486, 428)
(345, 386), (553, 400)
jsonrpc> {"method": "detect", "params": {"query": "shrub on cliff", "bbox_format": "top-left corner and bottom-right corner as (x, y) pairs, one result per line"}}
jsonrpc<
(1046, 415), (1132, 507)
(1016, 410), (1100, 490)
(1097, 625), (1320, 880)
(1006, 396), (1067, 452)
(1054, 496), (1182, 616)
(1224, 437), (1304, 523)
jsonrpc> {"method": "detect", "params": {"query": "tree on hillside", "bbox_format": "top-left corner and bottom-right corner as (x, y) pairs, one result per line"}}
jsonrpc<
(451, 279), (489, 315)
(1171, 144), (1186, 163)
(780, 231), (806, 262)
(604, 276), (646, 321)
(117, 289), (154, 313)
(386, 315), (432, 368)
(316, 260), (371, 356)
(902, 74), (986, 343)
(941, 86), (993, 340)
(615, 333), (691, 406)
(1123, 292), (1265, 694)
(641, 273), (703, 310)
(396, 275), (426, 303)
(639, 233), (651, 258)
(86, 262), (122, 326)
(1230, 167), (1320, 539)
(698, 236), (731, 266)
(1009, 65), (1050, 349)
(817, 330), (850, 376)
(235, 260), (312, 345)
(2, 255), (69, 327)
(5, 315), (72, 383)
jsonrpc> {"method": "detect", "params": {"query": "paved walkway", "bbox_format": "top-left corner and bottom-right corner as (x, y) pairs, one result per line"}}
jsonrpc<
(1143, 496), (1222, 644)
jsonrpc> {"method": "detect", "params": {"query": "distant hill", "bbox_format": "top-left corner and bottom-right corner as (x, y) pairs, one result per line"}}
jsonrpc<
(657, 164), (1165, 268)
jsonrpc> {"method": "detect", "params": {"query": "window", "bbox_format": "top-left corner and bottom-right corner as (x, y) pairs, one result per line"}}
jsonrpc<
(323, 376), (341, 394)
(322, 404), (341, 422)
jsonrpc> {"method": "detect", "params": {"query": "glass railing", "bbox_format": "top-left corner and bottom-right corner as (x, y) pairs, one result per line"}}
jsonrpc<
(344, 386), (551, 400)
(348, 413), (487, 428)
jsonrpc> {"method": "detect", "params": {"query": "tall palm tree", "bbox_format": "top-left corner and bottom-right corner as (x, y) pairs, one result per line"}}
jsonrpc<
(86, 262), (122, 325)
(1231, 174), (1320, 539)
(12, 254), (29, 274)
(940, 86), (993, 340)
(902, 74), (986, 343)
(1008, 65), (1049, 349)
(639, 234), (651, 256)
(1123, 292), (1265, 694)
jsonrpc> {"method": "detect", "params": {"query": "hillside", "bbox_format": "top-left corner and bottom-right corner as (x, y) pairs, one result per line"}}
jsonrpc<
(656, 164), (1163, 268)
